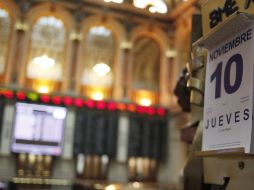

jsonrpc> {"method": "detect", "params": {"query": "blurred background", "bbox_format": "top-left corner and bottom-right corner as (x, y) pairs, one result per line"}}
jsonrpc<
(0, 0), (203, 189)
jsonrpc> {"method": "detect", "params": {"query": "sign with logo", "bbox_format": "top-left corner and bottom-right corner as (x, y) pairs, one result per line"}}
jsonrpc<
(203, 24), (254, 153)
(202, 0), (254, 36)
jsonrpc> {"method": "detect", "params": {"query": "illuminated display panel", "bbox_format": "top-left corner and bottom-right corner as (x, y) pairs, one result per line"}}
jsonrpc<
(11, 102), (67, 156)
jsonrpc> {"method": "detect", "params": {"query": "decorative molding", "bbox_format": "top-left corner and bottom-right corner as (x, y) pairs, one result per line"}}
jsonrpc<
(70, 32), (83, 41)
(15, 21), (29, 31)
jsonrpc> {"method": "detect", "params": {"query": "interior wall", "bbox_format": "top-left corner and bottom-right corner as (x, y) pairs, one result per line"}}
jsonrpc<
(158, 112), (190, 186)
(0, 1), (201, 189)
(157, 4), (199, 186)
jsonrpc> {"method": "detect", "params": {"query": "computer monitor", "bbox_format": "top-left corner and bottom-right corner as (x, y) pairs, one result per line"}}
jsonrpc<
(11, 102), (67, 156)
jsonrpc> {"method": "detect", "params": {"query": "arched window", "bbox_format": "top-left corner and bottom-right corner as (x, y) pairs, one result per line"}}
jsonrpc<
(0, 7), (11, 75)
(132, 37), (160, 106)
(26, 16), (66, 93)
(80, 25), (116, 100)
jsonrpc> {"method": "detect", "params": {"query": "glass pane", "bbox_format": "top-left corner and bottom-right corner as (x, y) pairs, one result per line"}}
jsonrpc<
(81, 26), (115, 88)
(133, 37), (160, 92)
(27, 16), (65, 81)
(0, 8), (11, 74)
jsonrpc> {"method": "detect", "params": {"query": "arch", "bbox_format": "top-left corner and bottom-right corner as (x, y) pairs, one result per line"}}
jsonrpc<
(76, 15), (126, 100)
(80, 15), (126, 43)
(129, 24), (170, 106)
(25, 3), (74, 29)
(0, 0), (19, 84)
(0, 0), (20, 20)
(132, 37), (160, 92)
(18, 2), (74, 93)
(131, 24), (169, 51)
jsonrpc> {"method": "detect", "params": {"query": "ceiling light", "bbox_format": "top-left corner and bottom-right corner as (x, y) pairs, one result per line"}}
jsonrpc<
(133, 0), (168, 14)
(149, 6), (157, 13)
(92, 63), (111, 77)
(104, 0), (124, 3)
(32, 55), (56, 69)
(133, 0), (144, 8)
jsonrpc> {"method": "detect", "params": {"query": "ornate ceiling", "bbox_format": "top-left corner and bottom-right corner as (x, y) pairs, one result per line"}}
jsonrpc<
(13, 0), (199, 22)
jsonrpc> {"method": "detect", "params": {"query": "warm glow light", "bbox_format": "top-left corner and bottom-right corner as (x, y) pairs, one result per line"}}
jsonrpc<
(105, 185), (117, 190)
(133, 182), (142, 188)
(166, 49), (177, 58)
(117, 103), (126, 111)
(133, 0), (168, 14)
(139, 98), (152, 106)
(0, 8), (8, 18)
(38, 86), (49, 94)
(92, 63), (111, 77)
(127, 104), (136, 112)
(133, 90), (157, 106)
(91, 92), (104, 101)
(32, 55), (56, 69)
(104, 0), (124, 3)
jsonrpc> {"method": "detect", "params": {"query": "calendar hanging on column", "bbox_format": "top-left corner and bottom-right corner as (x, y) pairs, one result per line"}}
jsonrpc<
(203, 16), (254, 153)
